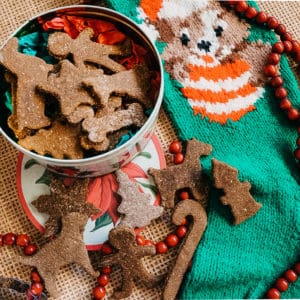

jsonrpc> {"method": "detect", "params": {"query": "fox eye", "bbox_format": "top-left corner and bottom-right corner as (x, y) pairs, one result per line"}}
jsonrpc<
(181, 33), (190, 46)
(214, 25), (223, 37)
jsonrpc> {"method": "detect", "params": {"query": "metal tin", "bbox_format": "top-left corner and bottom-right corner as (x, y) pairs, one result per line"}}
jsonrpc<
(0, 5), (164, 177)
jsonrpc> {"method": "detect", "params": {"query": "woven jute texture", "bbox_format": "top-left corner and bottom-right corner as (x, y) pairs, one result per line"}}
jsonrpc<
(0, 1), (299, 299)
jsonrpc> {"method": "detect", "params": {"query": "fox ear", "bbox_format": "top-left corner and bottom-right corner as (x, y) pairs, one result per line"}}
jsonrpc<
(140, 0), (163, 22)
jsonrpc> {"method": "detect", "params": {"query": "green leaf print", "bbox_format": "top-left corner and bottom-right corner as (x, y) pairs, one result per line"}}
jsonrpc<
(91, 212), (112, 232)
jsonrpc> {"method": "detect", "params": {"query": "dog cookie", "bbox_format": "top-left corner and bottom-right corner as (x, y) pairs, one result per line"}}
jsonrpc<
(163, 199), (207, 300)
(82, 102), (147, 145)
(99, 225), (160, 299)
(148, 138), (212, 208)
(19, 121), (83, 159)
(32, 176), (100, 236)
(47, 28), (128, 72)
(67, 105), (95, 124)
(212, 158), (262, 225)
(82, 64), (153, 109)
(116, 170), (163, 228)
(37, 59), (100, 118)
(0, 38), (51, 135)
(18, 212), (99, 298)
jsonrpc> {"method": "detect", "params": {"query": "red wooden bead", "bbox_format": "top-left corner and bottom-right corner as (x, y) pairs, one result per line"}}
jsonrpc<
(169, 140), (182, 154)
(293, 262), (300, 275)
(284, 269), (298, 282)
(181, 218), (187, 226)
(3, 233), (16, 246)
(93, 285), (106, 300)
(174, 153), (184, 164)
(270, 76), (283, 88)
(97, 274), (110, 287)
(235, 1), (248, 13)
(283, 41), (293, 53)
(275, 277), (289, 292)
(264, 64), (278, 77)
(136, 235), (145, 246)
(225, 1), (237, 5)
(287, 108), (300, 121)
(268, 53), (280, 65)
(144, 239), (155, 246)
(176, 225), (188, 238)
(179, 191), (189, 200)
(156, 241), (168, 254)
(0, 235), (2, 247)
(16, 234), (30, 247)
(279, 98), (292, 111)
(101, 242), (113, 255)
(281, 32), (293, 42)
(245, 7), (257, 19)
(294, 148), (300, 160)
(30, 282), (43, 295)
(275, 24), (286, 35)
(275, 87), (287, 99)
(272, 42), (285, 54)
(256, 11), (268, 24)
(291, 40), (300, 53)
(101, 266), (112, 275)
(24, 244), (37, 256)
(267, 17), (279, 30)
(30, 270), (41, 283)
(266, 288), (281, 299)
(295, 51), (300, 64)
(165, 234), (179, 247)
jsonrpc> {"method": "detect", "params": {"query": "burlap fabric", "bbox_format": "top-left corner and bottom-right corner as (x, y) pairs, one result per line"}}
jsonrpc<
(0, 1), (299, 299)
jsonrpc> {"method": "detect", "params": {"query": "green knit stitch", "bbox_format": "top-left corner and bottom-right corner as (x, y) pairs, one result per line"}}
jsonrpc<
(105, 1), (300, 299)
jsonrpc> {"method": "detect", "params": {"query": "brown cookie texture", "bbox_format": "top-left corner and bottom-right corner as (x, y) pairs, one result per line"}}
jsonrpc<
(0, 37), (51, 134)
(82, 102), (147, 145)
(212, 158), (262, 225)
(116, 170), (164, 228)
(163, 199), (207, 300)
(148, 138), (212, 208)
(32, 176), (100, 236)
(82, 64), (153, 109)
(47, 27), (128, 72)
(17, 212), (99, 298)
(99, 225), (160, 299)
(18, 121), (83, 159)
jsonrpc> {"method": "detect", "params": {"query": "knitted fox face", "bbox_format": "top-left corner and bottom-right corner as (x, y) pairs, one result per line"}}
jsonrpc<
(138, 0), (270, 124)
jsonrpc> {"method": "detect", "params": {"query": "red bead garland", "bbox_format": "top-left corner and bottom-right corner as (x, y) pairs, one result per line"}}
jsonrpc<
(0, 232), (42, 299)
(223, 2), (300, 298)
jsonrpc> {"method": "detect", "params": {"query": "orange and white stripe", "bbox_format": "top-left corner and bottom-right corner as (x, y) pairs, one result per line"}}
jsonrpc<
(181, 58), (264, 124)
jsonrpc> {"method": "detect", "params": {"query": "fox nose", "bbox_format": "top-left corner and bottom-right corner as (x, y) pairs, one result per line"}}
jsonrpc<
(197, 40), (212, 52)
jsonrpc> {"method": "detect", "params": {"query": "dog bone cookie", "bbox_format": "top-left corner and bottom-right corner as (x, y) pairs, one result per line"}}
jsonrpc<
(82, 64), (153, 109)
(212, 158), (262, 225)
(37, 59), (100, 118)
(32, 176), (100, 236)
(19, 121), (83, 160)
(48, 27), (128, 72)
(18, 212), (99, 298)
(0, 38), (51, 134)
(98, 225), (160, 299)
(148, 139), (212, 208)
(163, 199), (207, 300)
(67, 105), (95, 124)
(82, 102), (147, 145)
(116, 170), (163, 228)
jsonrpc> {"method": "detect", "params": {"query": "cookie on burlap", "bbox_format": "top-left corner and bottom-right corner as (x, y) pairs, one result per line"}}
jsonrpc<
(212, 158), (262, 225)
(32, 176), (100, 236)
(48, 27), (128, 72)
(162, 199), (207, 300)
(148, 138), (212, 208)
(116, 170), (163, 228)
(98, 225), (161, 299)
(19, 121), (83, 159)
(0, 37), (52, 136)
(18, 212), (99, 298)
